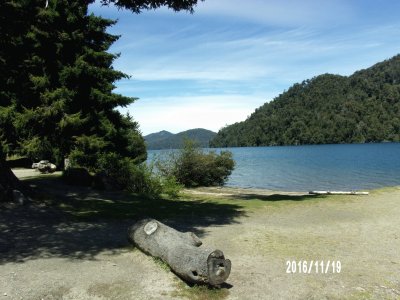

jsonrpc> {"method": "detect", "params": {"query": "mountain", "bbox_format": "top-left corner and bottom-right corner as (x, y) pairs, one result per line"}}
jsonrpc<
(210, 54), (400, 147)
(144, 130), (174, 146)
(145, 128), (217, 150)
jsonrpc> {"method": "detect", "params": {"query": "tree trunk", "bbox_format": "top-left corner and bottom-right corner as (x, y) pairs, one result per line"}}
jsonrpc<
(0, 158), (30, 203)
(127, 219), (231, 286)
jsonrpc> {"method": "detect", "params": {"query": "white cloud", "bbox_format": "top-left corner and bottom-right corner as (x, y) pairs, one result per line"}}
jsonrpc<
(112, 23), (400, 84)
(91, 0), (354, 27)
(123, 65), (269, 81)
(121, 94), (270, 135)
(195, 0), (355, 27)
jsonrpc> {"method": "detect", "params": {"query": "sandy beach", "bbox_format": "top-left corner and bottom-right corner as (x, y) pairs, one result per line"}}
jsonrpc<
(1, 170), (399, 299)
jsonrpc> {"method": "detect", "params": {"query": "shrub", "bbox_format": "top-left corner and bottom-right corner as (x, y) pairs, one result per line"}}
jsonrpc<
(160, 175), (184, 198)
(95, 153), (155, 196)
(96, 152), (132, 189)
(127, 163), (163, 197)
(157, 139), (235, 187)
(64, 152), (184, 198)
(95, 152), (182, 198)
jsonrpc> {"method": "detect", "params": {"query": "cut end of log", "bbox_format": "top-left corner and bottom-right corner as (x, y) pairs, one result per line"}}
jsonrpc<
(144, 221), (158, 235)
(207, 250), (231, 286)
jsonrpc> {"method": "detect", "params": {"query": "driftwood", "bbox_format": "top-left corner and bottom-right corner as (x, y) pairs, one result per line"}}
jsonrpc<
(309, 190), (369, 195)
(127, 218), (231, 286)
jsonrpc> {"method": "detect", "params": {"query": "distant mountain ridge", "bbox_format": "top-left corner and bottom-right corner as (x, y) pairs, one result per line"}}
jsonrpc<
(145, 128), (217, 150)
(211, 54), (400, 147)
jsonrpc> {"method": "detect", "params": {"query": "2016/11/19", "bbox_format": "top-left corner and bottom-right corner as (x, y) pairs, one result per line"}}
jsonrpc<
(286, 260), (342, 274)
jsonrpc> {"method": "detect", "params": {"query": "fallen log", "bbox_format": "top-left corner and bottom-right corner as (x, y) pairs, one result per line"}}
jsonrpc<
(309, 190), (369, 195)
(127, 218), (231, 286)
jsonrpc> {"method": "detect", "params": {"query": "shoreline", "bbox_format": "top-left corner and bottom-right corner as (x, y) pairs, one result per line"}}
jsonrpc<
(12, 168), (400, 196)
(184, 186), (309, 197)
(184, 185), (400, 198)
(12, 167), (399, 197)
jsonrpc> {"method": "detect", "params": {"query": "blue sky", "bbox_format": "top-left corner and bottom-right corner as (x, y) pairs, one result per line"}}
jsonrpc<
(89, 0), (400, 135)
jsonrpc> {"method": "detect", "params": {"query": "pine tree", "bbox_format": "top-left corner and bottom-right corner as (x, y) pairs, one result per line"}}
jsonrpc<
(0, 0), (200, 201)
(2, 0), (145, 169)
(0, 1), (32, 155)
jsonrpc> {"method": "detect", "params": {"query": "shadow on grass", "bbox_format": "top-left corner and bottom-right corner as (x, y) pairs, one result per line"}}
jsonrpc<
(0, 176), (245, 264)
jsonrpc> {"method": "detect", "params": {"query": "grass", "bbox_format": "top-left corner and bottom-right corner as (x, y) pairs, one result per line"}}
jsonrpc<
(172, 281), (230, 300)
(152, 257), (171, 272)
(56, 193), (247, 224)
(22, 174), (327, 223)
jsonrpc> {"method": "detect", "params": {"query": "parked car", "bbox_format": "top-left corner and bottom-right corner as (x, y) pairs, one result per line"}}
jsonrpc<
(32, 160), (56, 173)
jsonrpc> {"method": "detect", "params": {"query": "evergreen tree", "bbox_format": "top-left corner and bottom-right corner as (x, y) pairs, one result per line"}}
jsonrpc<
(0, 0), (200, 201)
(0, 1), (32, 155)
(1, 0), (146, 169)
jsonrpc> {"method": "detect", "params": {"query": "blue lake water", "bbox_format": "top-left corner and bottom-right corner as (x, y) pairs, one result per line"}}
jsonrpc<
(148, 143), (400, 192)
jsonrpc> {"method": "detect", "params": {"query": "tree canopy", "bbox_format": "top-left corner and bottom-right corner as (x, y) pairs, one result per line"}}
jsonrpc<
(210, 54), (400, 147)
(0, 0), (203, 202)
(97, 0), (202, 13)
(1, 0), (201, 170)
(0, 0), (149, 169)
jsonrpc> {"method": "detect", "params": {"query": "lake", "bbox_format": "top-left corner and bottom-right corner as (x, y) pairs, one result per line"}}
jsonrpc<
(148, 143), (400, 192)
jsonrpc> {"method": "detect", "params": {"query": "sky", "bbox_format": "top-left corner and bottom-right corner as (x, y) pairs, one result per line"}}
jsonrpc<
(89, 0), (400, 135)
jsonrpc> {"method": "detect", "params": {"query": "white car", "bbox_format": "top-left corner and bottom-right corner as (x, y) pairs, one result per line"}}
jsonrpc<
(32, 160), (56, 173)
(32, 160), (49, 169)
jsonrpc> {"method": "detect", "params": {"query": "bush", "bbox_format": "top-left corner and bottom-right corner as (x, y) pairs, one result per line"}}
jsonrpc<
(95, 152), (182, 198)
(127, 163), (163, 197)
(96, 153), (132, 189)
(160, 175), (184, 198)
(62, 151), (183, 198)
(157, 139), (235, 187)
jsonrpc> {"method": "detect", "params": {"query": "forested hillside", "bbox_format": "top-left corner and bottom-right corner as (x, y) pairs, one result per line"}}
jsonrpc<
(210, 55), (400, 147)
(145, 128), (216, 149)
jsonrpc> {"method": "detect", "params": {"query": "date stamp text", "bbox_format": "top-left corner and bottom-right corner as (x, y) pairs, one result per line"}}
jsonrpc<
(286, 260), (341, 274)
